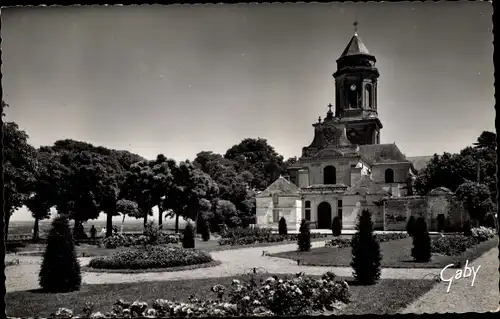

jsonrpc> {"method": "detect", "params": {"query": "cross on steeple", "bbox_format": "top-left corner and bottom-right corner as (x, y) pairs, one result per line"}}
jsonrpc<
(353, 20), (359, 35)
(327, 103), (333, 112)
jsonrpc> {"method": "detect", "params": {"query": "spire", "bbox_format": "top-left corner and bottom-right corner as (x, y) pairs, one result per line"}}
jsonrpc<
(353, 20), (359, 36)
(338, 20), (371, 59)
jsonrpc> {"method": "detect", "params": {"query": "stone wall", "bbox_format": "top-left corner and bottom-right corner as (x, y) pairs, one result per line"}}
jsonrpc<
(342, 194), (384, 230)
(383, 197), (427, 231)
(256, 196), (302, 230)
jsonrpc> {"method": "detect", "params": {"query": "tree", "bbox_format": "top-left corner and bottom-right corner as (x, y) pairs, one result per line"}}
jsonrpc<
(213, 199), (237, 230)
(39, 215), (81, 292)
(278, 217), (288, 235)
(455, 181), (494, 226)
(473, 131), (496, 149)
(463, 219), (473, 236)
(3, 121), (38, 241)
(406, 216), (416, 237)
(350, 209), (382, 285)
(182, 222), (195, 248)
(149, 154), (175, 229)
(484, 213), (498, 230)
(331, 216), (342, 237)
(411, 217), (432, 262)
(297, 219), (311, 252)
(116, 199), (139, 231)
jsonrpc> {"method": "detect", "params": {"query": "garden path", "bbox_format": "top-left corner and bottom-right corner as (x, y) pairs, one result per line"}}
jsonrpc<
(400, 246), (500, 314)
(6, 240), (454, 293)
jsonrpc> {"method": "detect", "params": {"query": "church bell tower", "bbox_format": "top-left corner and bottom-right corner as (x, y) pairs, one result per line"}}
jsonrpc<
(333, 21), (382, 145)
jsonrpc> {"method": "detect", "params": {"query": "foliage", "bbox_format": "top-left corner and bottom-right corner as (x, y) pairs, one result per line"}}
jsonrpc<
(455, 181), (494, 224)
(406, 216), (416, 236)
(483, 213), (498, 230)
(182, 222), (196, 249)
(471, 226), (496, 242)
(200, 218), (211, 242)
(88, 246), (213, 270)
(331, 216), (342, 237)
(430, 235), (481, 256)
(297, 220), (312, 252)
(278, 217), (288, 235)
(218, 227), (326, 246)
(101, 233), (179, 249)
(350, 210), (382, 285)
(143, 221), (162, 245)
(463, 220), (473, 236)
(411, 217), (432, 262)
(325, 232), (408, 248)
(57, 272), (350, 317)
(39, 215), (81, 292)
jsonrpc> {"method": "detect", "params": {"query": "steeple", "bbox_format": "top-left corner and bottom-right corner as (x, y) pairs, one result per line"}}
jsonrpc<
(338, 21), (372, 60)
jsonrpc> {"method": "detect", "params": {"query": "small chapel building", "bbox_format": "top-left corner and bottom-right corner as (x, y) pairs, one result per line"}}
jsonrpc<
(255, 24), (466, 232)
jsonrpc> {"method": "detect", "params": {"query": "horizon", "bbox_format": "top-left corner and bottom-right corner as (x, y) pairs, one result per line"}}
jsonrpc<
(2, 2), (493, 221)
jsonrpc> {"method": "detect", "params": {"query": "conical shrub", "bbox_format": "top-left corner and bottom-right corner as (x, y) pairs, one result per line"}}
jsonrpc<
(411, 216), (432, 262)
(182, 222), (195, 248)
(406, 215), (416, 236)
(297, 219), (311, 252)
(463, 219), (473, 236)
(201, 218), (211, 242)
(39, 215), (81, 292)
(350, 209), (382, 285)
(278, 217), (288, 235)
(331, 216), (342, 237)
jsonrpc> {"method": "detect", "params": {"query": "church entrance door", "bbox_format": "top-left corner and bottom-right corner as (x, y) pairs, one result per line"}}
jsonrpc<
(317, 202), (332, 229)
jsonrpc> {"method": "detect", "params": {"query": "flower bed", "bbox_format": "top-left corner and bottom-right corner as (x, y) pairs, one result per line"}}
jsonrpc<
(431, 227), (496, 256)
(88, 246), (212, 270)
(325, 233), (409, 248)
(53, 272), (350, 317)
(101, 233), (180, 249)
(218, 227), (328, 246)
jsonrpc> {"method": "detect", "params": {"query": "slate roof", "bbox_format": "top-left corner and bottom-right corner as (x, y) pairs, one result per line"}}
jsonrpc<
(256, 176), (300, 198)
(344, 175), (390, 196)
(358, 143), (409, 164)
(339, 34), (371, 58)
(406, 155), (434, 171)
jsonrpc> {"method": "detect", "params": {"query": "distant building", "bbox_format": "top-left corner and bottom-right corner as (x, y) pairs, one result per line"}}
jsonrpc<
(256, 25), (464, 232)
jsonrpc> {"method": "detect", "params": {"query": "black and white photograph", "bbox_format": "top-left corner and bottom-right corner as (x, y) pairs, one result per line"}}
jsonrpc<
(2, 1), (497, 317)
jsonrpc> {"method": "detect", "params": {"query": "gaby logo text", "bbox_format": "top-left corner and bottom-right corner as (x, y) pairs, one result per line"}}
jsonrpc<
(440, 260), (480, 293)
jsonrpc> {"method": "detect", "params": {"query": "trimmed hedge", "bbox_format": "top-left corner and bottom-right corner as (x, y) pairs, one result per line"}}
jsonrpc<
(325, 233), (409, 248)
(431, 227), (496, 256)
(101, 233), (180, 249)
(218, 227), (327, 246)
(88, 246), (212, 270)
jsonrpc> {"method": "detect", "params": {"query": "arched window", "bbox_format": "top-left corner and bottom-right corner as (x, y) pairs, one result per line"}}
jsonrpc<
(347, 84), (358, 108)
(304, 201), (311, 221)
(324, 165), (337, 184)
(385, 168), (395, 183)
(365, 84), (373, 108)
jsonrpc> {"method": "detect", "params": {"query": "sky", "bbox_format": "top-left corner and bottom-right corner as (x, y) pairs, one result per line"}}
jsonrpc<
(2, 2), (494, 221)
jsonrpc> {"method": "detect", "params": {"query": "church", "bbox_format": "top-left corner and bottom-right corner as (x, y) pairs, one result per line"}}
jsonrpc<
(255, 24), (465, 232)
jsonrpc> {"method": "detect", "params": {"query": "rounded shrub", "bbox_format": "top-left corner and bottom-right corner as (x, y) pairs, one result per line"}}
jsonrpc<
(39, 215), (82, 292)
(278, 217), (288, 235)
(406, 215), (416, 236)
(331, 216), (342, 237)
(411, 217), (432, 262)
(182, 222), (195, 249)
(297, 219), (311, 252)
(88, 246), (213, 270)
(350, 209), (382, 285)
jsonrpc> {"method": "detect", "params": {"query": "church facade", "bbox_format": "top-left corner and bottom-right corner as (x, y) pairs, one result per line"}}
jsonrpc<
(255, 27), (466, 232)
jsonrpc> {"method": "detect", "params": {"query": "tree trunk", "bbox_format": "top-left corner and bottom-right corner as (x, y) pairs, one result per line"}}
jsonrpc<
(158, 210), (163, 229)
(33, 217), (40, 242)
(175, 213), (180, 233)
(4, 212), (11, 242)
(106, 212), (113, 238)
(143, 213), (148, 228)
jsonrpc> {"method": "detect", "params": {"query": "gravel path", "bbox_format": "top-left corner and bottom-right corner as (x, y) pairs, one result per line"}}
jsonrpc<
(6, 240), (452, 293)
(400, 246), (499, 314)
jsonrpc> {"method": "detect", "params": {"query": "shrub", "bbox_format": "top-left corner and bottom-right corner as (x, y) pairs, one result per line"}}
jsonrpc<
(331, 216), (342, 237)
(297, 220), (311, 252)
(200, 219), (211, 242)
(431, 235), (479, 256)
(56, 272), (350, 317)
(39, 215), (82, 292)
(411, 217), (432, 262)
(144, 221), (161, 245)
(102, 233), (179, 249)
(182, 222), (195, 249)
(217, 227), (327, 246)
(350, 209), (382, 285)
(89, 246), (213, 270)
(463, 220), (473, 236)
(325, 232), (409, 248)
(278, 217), (288, 235)
(471, 226), (496, 242)
(406, 216), (416, 236)
(325, 237), (351, 248)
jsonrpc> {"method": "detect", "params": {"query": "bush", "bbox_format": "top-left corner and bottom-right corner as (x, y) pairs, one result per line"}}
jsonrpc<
(57, 272), (350, 317)
(102, 233), (179, 249)
(182, 222), (195, 249)
(431, 235), (479, 256)
(406, 216), (416, 236)
(411, 217), (432, 262)
(463, 220), (473, 236)
(217, 226), (327, 246)
(331, 216), (342, 237)
(297, 220), (311, 252)
(471, 226), (496, 242)
(325, 232), (409, 248)
(278, 217), (288, 235)
(39, 215), (82, 292)
(350, 210), (382, 285)
(325, 237), (351, 248)
(201, 219), (211, 242)
(88, 246), (213, 270)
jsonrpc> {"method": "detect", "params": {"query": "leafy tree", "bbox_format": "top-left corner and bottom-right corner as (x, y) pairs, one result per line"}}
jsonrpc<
(278, 217), (288, 235)
(473, 131), (496, 149)
(182, 222), (195, 248)
(350, 209), (382, 285)
(39, 215), (81, 292)
(213, 199), (237, 230)
(148, 154), (175, 229)
(3, 121), (38, 241)
(406, 216), (416, 237)
(116, 198), (139, 230)
(331, 216), (342, 237)
(411, 217), (432, 262)
(297, 219), (311, 252)
(455, 181), (494, 225)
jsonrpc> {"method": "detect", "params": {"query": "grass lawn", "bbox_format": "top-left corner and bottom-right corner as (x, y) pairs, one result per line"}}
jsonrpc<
(270, 236), (498, 269)
(5, 274), (436, 317)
